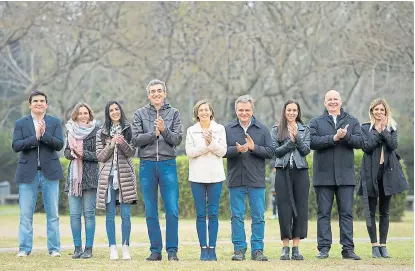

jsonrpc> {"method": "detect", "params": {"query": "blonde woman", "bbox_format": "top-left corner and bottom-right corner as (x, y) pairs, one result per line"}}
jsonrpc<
(185, 100), (226, 261)
(357, 98), (408, 258)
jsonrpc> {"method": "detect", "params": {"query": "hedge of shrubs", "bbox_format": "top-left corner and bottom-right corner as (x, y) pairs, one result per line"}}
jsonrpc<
(35, 150), (407, 222)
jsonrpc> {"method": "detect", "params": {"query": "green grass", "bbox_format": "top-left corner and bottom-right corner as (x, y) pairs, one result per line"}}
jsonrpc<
(0, 205), (413, 270)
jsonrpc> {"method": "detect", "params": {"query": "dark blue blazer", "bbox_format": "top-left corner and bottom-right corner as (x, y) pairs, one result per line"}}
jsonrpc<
(12, 114), (64, 183)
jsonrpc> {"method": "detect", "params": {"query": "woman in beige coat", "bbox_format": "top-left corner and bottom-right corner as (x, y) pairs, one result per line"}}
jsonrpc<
(96, 101), (137, 260)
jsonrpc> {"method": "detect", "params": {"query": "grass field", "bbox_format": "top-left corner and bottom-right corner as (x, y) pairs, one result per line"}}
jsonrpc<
(0, 205), (413, 270)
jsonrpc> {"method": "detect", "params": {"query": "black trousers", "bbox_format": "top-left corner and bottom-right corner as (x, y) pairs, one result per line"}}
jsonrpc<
(314, 185), (355, 251)
(367, 165), (392, 244)
(275, 167), (309, 240)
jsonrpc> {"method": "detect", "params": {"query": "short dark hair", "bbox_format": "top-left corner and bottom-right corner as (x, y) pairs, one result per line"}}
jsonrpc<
(29, 90), (48, 104)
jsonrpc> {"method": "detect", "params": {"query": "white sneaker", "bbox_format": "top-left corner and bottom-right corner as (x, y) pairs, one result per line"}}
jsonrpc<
(269, 215), (277, 220)
(122, 245), (131, 260)
(49, 251), (61, 257)
(17, 251), (29, 257)
(110, 245), (119, 260)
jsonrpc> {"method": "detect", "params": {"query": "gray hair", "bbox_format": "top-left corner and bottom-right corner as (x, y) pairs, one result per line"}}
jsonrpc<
(146, 79), (167, 93)
(234, 94), (255, 111)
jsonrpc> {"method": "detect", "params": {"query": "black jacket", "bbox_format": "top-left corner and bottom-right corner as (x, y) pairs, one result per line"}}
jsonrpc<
(309, 108), (362, 186)
(357, 123), (408, 197)
(12, 114), (64, 183)
(271, 122), (310, 169)
(64, 126), (99, 192)
(224, 117), (274, 188)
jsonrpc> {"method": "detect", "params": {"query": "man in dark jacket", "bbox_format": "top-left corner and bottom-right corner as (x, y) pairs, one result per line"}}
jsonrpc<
(224, 95), (274, 261)
(131, 79), (182, 261)
(12, 90), (64, 257)
(309, 90), (362, 260)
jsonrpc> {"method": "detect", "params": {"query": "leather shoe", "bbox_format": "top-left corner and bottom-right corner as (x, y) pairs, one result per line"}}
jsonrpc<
(291, 246), (304, 260)
(146, 252), (162, 261)
(372, 246), (382, 258)
(280, 246), (290, 260)
(342, 249), (361, 260)
(231, 248), (247, 261)
(316, 249), (329, 259)
(379, 246), (391, 258)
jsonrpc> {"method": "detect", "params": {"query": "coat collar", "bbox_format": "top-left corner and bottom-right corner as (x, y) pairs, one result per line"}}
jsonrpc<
(26, 114), (50, 135)
(230, 116), (259, 128)
(101, 122), (131, 136)
(192, 120), (221, 132)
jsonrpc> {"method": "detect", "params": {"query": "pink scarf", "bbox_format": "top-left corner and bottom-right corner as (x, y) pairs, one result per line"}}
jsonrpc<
(66, 119), (96, 196)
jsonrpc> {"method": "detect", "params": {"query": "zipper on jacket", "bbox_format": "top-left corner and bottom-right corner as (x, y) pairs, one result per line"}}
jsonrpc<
(156, 110), (159, 161)
(116, 145), (124, 201)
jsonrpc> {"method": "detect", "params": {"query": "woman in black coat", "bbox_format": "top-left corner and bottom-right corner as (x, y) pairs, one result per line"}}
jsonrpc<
(357, 98), (408, 258)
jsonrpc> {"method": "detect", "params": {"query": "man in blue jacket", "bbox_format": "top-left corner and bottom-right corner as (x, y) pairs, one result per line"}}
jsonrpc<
(12, 90), (64, 257)
(309, 90), (362, 260)
(224, 95), (274, 261)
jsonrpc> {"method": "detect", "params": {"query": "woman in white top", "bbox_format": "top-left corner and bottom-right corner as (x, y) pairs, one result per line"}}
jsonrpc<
(185, 100), (227, 261)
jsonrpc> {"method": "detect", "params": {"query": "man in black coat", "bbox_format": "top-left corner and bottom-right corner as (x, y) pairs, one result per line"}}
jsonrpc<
(309, 90), (362, 260)
(12, 90), (64, 257)
(224, 95), (274, 261)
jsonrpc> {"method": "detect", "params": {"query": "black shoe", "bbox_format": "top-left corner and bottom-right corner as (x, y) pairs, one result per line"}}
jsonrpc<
(342, 249), (361, 260)
(81, 247), (93, 259)
(200, 247), (209, 261)
(146, 252), (162, 261)
(280, 246), (290, 260)
(291, 246), (304, 260)
(379, 246), (391, 258)
(72, 246), (83, 259)
(208, 247), (217, 261)
(168, 251), (179, 261)
(316, 248), (329, 259)
(251, 250), (268, 261)
(372, 246), (382, 258)
(231, 248), (247, 261)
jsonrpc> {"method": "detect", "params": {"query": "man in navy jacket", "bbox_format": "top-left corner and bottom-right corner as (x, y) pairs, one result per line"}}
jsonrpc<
(224, 95), (274, 261)
(12, 90), (64, 257)
(309, 90), (362, 260)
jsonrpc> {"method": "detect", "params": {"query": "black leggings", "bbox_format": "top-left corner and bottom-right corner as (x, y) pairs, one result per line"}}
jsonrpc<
(367, 165), (392, 244)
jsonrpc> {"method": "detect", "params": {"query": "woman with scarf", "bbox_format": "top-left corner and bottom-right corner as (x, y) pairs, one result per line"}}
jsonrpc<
(96, 101), (137, 260)
(64, 103), (99, 259)
(357, 98), (408, 258)
(271, 99), (310, 261)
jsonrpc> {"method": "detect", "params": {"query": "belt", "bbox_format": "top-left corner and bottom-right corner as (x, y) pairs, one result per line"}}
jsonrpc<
(37, 166), (42, 170)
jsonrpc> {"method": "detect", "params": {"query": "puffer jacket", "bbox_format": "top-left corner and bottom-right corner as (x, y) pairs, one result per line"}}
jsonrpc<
(131, 103), (182, 161)
(271, 122), (310, 169)
(96, 123), (137, 210)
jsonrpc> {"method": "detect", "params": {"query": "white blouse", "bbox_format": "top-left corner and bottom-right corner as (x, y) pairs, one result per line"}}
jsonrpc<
(185, 120), (227, 183)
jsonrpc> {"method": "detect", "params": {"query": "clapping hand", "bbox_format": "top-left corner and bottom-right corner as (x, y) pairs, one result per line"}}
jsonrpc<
(288, 123), (297, 142)
(202, 130), (212, 146)
(334, 124), (349, 141)
(376, 115), (387, 132)
(236, 142), (248, 153)
(245, 133), (255, 151)
(155, 117), (165, 133)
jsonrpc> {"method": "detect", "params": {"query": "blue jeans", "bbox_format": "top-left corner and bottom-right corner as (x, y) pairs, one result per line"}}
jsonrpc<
(140, 159), (179, 253)
(68, 189), (97, 248)
(106, 188), (131, 246)
(190, 182), (223, 247)
(18, 171), (60, 253)
(229, 186), (266, 253)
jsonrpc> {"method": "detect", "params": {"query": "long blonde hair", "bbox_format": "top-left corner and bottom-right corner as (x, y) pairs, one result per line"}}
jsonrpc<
(368, 98), (397, 131)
